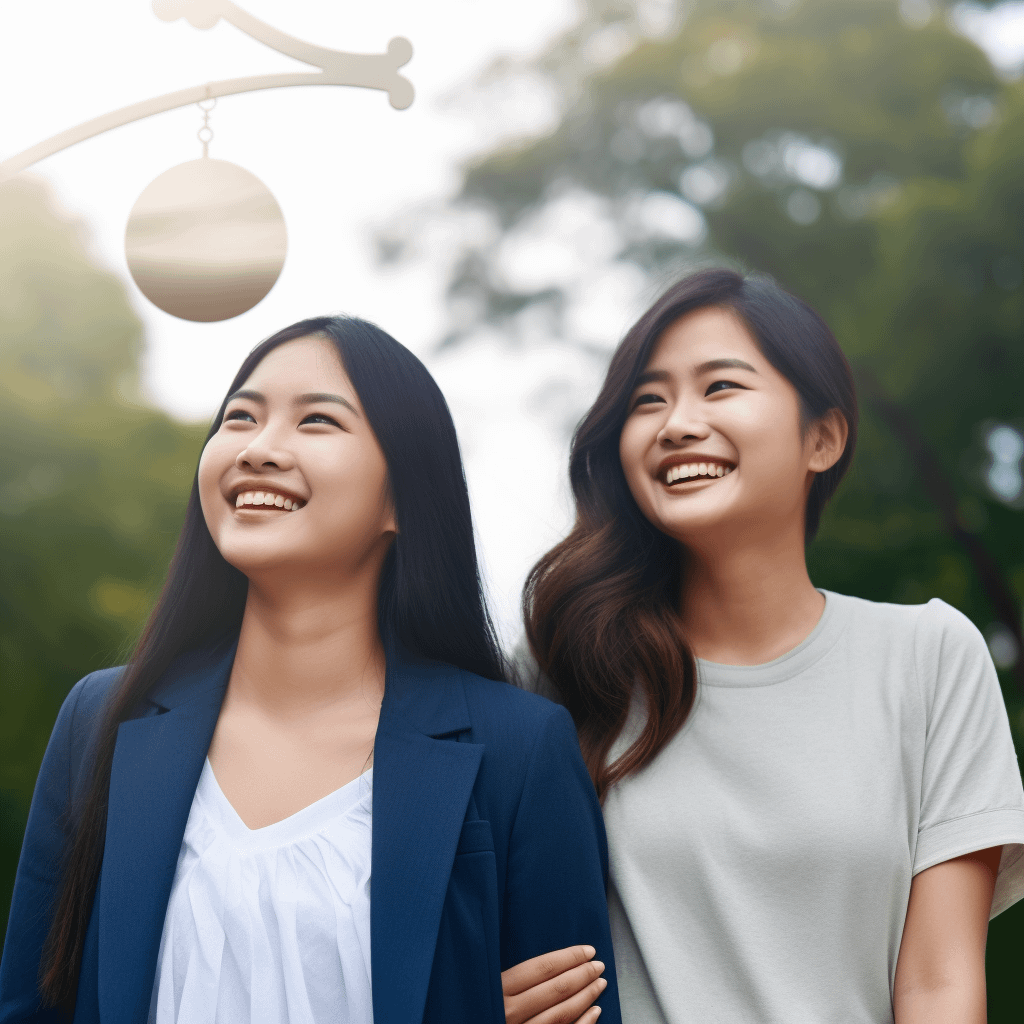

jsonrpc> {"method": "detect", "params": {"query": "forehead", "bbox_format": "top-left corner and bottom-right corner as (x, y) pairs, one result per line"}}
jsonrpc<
(243, 335), (353, 394)
(645, 306), (762, 369)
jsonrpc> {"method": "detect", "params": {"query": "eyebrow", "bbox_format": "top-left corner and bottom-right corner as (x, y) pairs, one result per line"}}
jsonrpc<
(633, 358), (759, 387)
(226, 388), (360, 417)
(693, 357), (759, 376)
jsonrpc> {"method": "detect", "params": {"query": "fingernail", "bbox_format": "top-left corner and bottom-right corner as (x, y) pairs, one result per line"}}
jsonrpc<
(597, 977), (607, 990)
(584, 945), (596, 958)
(594, 1004), (603, 1016)
(593, 961), (605, 974)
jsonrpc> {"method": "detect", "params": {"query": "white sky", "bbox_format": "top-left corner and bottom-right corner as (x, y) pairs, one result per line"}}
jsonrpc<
(2, 0), (1022, 641)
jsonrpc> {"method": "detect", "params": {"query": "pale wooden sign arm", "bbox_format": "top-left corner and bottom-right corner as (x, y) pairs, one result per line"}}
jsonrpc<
(0, 0), (413, 182)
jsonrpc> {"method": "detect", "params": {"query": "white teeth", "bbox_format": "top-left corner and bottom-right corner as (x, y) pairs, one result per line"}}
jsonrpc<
(234, 489), (303, 509)
(664, 462), (735, 484)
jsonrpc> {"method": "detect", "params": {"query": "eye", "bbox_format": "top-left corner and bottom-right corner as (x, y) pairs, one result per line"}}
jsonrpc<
(224, 408), (256, 423)
(705, 380), (746, 396)
(632, 392), (667, 410)
(301, 412), (342, 427)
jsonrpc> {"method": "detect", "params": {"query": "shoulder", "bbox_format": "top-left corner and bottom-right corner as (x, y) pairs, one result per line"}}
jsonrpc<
(65, 665), (125, 721)
(456, 671), (582, 780)
(458, 669), (568, 735)
(824, 591), (994, 700)
(456, 671), (598, 825)
(54, 666), (124, 780)
(910, 597), (987, 648)
(823, 589), (984, 649)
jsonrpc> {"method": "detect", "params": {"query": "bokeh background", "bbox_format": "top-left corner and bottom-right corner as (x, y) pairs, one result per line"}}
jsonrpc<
(3, 0), (1024, 1012)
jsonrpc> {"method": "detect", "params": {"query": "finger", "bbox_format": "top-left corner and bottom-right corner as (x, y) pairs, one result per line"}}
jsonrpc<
(575, 1007), (602, 1024)
(506, 961), (605, 1024)
(525, 976), (607, 1024)
(502, 945), (596, 997)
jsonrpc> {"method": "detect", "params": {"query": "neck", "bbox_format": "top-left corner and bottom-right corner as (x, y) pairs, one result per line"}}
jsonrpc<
(678, 518), (824, 666)
(230, 565), (386, 714)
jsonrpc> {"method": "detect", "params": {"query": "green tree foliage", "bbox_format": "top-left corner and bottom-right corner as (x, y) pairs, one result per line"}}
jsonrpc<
(408, 0), (1024, 1011)
(0, 178), (205, 937)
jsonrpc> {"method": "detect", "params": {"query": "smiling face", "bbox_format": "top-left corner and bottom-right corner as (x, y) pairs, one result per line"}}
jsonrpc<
(619, 306), (843, 550)
(198, 334), (396, 581)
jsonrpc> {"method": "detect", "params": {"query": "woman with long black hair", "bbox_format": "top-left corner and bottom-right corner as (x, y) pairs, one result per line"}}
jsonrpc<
(0, 316), (620, 1024)
(503, 269), (1024, 1024)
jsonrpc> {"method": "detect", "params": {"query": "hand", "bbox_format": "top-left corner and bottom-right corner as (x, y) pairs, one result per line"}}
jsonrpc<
(502, 945), (607, 1024)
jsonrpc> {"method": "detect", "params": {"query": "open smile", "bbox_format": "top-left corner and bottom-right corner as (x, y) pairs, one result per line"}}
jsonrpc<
(659, 458), (735, 488)
(229, 487), (307, 512)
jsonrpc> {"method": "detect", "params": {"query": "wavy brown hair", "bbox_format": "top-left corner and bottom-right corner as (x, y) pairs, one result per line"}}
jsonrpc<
(524, 268), (857, 800)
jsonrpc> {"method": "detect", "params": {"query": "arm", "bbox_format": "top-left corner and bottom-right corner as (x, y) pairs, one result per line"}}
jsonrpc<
(501, 706), (621, 1024)
(892, 846), (1001, 1024)
(0, 676), (90, 1023)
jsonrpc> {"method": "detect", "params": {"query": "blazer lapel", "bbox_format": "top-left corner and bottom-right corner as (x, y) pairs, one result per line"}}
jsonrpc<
(97, 642), (234, 1024)
(371, 652), (484, 1024)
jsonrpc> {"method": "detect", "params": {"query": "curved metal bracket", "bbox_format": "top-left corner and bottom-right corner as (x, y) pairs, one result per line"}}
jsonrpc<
(0, 0), (413, 182)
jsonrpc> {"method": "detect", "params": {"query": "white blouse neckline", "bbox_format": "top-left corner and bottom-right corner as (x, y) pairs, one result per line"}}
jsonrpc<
(200, 758), (372, 851)
(150, 757), (375, 1024)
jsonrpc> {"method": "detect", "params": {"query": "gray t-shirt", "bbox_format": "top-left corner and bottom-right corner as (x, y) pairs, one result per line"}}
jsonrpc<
(597, 591), (1024, 1023)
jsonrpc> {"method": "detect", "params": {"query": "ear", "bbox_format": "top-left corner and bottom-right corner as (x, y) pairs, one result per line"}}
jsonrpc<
(807, 408), (849, 474)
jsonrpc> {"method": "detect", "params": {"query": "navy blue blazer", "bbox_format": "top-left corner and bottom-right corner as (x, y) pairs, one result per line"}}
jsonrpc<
(0, 640), (621, 1024)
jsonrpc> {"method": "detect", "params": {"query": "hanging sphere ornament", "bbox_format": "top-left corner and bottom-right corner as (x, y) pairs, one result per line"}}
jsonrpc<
(125, 157), (287, 322)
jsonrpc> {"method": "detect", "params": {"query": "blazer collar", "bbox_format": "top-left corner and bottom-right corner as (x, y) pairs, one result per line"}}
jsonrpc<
(377, 639), (472, 738)
(146, 634), (237, 712)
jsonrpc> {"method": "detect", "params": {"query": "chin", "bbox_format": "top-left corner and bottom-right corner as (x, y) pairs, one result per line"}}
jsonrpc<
(651, 502), (738, 545)
(215, 539), (294, 576)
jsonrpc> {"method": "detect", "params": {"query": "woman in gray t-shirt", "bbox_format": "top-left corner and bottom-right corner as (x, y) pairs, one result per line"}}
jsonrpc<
(501, 268), (1024, 1024)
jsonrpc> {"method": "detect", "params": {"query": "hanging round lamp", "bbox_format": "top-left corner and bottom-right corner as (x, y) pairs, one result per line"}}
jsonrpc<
(125, 156), (287, 322)
(125, 99), (287, 323)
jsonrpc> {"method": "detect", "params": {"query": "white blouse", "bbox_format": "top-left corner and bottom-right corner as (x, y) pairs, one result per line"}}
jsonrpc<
(149, 760), (374, 1024)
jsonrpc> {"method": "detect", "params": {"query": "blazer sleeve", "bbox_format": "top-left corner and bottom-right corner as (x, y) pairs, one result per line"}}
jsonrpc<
(501, 704), (622, 1024)
(0, 675), (92, 1023)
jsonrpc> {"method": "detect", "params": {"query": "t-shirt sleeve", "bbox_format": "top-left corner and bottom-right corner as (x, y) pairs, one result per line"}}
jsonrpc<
(913, 599), (1024, 917)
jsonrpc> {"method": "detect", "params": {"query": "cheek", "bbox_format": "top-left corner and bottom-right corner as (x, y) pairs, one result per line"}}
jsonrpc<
(730, 410), (807, 490)
(314, 449), (391, 520)
(196, 439), (232, 514)
(619, 420), (646, 477)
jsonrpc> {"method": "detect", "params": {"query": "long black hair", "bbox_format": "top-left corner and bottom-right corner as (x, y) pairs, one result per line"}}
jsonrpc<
(41, 315), (504, 1008)
(525, 268), (858, 799)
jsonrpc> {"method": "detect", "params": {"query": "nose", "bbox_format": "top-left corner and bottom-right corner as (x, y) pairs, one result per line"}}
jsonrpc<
(657, 396), (711, 447)
(235, 425), (296, 472)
